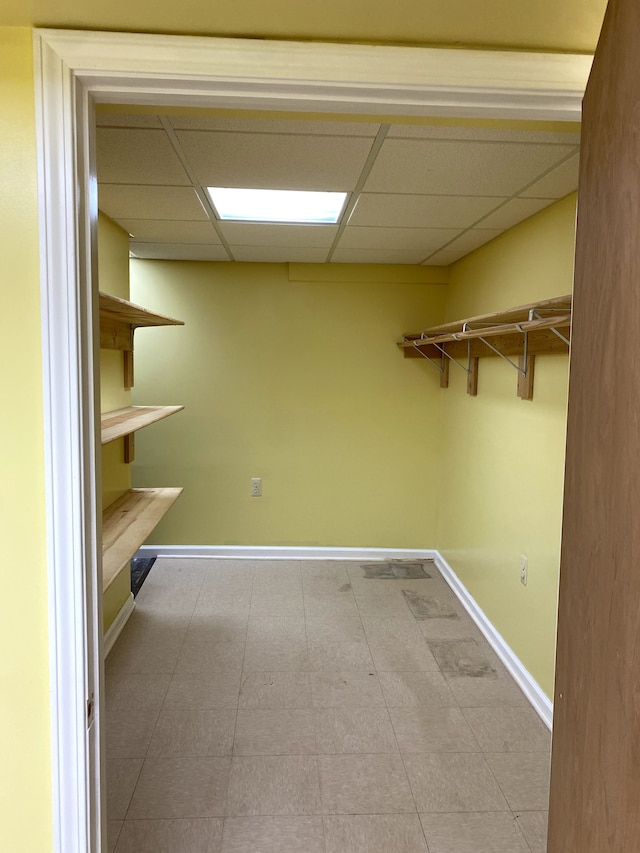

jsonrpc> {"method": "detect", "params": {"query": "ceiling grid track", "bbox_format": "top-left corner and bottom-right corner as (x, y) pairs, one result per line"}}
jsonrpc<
(325, 124), (390, 263)
(419, 143), (581, 264)
(158, 116), (236, 261)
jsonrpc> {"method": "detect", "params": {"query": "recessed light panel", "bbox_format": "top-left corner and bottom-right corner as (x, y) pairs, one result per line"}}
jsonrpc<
(208, 187), (347, 224)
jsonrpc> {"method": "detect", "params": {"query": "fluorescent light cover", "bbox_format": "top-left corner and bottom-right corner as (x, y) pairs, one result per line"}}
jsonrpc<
(208, 187), (347, 224)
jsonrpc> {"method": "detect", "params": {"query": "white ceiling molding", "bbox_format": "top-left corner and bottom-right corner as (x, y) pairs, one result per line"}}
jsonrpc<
(40, 29), (591, 120)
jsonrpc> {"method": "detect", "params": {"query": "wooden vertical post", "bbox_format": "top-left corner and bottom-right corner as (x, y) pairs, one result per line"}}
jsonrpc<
(123, 434), (135, 464)
(123, 350), (134, 389)
(467, 357), (479, 396)
(517, 355), (535, 400)
(439, 356), (450, 388)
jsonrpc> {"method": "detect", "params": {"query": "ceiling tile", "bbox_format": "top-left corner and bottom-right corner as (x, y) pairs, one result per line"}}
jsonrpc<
(473, 197), (552, 230)
(338, 225), (461, 252)
(96, 128), (191, 186)
(363, 138), (576, 196)
(424, 229), (504, 264)
(388, 124), (581, 145)
(220, 222), (337, 248)
(130, 243), (230, 261)
(169, 115), (379, 136)
(231, 246), (329, 262)
(175, 130), (373, 191)
(519, 152), (580, 198)
(117, 219), (222, 245)
(96, 112), (163, 128)
(349, 193), (506, 229)
(330, 248), (430, 264)
(98, 186), (208, 221)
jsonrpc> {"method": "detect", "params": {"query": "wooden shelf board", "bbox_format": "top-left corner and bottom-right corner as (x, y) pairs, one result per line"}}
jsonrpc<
(102, 487), (183, 591)
(99, 291), (184, 328)
(101, 405), (184, 444)
(401, 294), (572, 343)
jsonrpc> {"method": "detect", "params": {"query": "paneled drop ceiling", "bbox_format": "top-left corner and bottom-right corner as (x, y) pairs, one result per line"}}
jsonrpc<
(96, 111), (580, 266)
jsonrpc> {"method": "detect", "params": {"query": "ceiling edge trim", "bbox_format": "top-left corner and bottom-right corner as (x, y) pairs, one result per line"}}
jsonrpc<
(37, 29), (591, 121)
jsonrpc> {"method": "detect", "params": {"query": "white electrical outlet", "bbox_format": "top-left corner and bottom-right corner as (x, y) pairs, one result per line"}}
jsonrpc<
(251, 477), (262, 497)
(520, 554), (528, 586)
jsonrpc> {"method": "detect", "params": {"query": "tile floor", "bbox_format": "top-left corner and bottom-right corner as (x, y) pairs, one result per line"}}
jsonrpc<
(105, 558), (550, 852)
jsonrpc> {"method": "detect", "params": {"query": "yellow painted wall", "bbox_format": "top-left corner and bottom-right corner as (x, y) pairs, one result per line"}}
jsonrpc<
(98, 212), (133, 630)
(0, 1), (606, 52)
(437, 194), (576, 698)
(0, 26), (53, 853)
(130, 262), (447, 547)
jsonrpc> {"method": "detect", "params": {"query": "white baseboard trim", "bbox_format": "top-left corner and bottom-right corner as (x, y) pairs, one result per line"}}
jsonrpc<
(433, 551), (553, 730)
(103, 593), (135, 658)
(136, 545), (437, 561)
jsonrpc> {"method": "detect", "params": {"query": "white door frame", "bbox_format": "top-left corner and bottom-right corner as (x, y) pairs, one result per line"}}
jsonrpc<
(32, 28), (590, 852)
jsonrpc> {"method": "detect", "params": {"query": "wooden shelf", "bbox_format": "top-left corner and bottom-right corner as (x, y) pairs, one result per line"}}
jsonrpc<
(99, 291), (184, 332)
(101, 405), (184, 445)
(102, 488), (183, 591)
(99, 291), (184, 388)
(399, 294), (572, 400)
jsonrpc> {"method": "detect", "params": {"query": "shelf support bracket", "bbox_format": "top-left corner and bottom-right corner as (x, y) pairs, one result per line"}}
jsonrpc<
(529, 308), (571, 346)
(412, 340), (446, 377)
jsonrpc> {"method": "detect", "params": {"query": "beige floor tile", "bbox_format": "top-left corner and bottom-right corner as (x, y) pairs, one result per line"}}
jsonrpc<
(107, 820), (123, 852)
(200, 574), (254, 596)
(175, 641), (245, 676)
(402, 591), (462, 620)
(417, 615), (483, 641)
(127, 757), (231, 819)
(147, 709), (236, 757)
(318, 754), (414, 814)
(304, 593), (359, 619)
(234, 710), (318, 755)
(315, 707), (399, 754)
(249, 592), (304, 616)
(323, 814), (428, 853)
(379, 671), (457, 708)
(403, 753), (508, 813)
(368, 639), (440, 672)
(310, 671), (385, 708)
(106, 629), (186, 675)
(308, 641), (374, 671)
(486, 752), (551, 810)
(302, 560), (356, 577)
(239, 672), (312, 709)
(114, 818), (223, 852)
(247, 616), (306, 643)
(149, 558), (207, 585)
(222, 816), (325, 852)
(427, 639), (498, 678)
(252, 561), (301, 580)
(186, 614), (249, 644)
(251, 577), (302, 599)
(462, 707), (551, 753)
(135, 585), (200, 615)
(302, 574), (352, 595)
(163, 672), (241, 710)
(198, 560), (255, 581)
(106, 758), (143, 820)
(390, 708), (479, 753)
(305, 616), (365, 643)
(355, 594), (416, 619)
(242, 641), (310, 672)
(361, 616), (424, 643)
(194, 592), (252, 616)
(515, 810), (548, 852)
(419, 811), (530, 852)
(226, 755), (322, 816)
(349, 577), (444, 596)
(105, 672), (171, 711)
(105, 709), (160, 759)
(445, 673), (529, 707)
